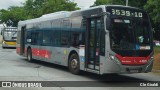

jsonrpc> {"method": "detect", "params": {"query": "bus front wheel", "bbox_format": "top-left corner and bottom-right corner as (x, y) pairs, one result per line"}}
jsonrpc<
(69, 54), (80, 74)
(27, 48), (33, 62)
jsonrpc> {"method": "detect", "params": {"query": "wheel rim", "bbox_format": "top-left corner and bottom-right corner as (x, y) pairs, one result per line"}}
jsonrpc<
(71, 59), (78, 69)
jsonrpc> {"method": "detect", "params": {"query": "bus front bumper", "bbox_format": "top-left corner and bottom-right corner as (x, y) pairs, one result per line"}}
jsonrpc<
(101, 57), (154, 74)
(2, 43), (16, 48)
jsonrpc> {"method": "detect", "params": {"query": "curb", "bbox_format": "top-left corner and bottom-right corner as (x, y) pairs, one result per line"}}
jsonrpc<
(152, 69), (160, 73)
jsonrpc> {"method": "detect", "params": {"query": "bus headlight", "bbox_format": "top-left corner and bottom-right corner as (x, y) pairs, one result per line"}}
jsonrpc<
(109, 54), (115, 60)
(109, 54), (121, 64)
(2, 41), (5, 44)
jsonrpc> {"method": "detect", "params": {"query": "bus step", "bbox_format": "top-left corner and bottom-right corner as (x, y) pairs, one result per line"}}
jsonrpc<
(85, 68), (100, 74)
(88, 64), (100, 70)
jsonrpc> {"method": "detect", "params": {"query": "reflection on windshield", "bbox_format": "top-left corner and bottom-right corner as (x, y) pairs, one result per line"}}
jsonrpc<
(110, 18), (151, 50)
(3, 31), (17, 41)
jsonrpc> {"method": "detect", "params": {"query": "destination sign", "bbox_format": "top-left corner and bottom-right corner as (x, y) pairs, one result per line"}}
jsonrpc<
(111, 9), (143, 17)
(106, 7), (145, 18)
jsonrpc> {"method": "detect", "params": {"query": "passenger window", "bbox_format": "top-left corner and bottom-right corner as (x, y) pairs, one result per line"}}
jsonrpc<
(42, 30), (52, 46)
(61, 30), (70, 46)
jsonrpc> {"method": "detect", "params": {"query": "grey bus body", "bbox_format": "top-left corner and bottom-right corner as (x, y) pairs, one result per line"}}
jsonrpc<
(16, 5), (153, 75)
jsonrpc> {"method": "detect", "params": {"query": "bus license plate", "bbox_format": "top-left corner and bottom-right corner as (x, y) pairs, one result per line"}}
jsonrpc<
(129, 69), (139, 73)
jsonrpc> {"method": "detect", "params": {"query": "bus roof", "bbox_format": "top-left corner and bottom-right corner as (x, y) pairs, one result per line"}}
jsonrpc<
(18, 5), (143, 26)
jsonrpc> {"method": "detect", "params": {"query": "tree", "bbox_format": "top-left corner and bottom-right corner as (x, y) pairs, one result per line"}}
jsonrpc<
(144, 0), (160, 40)
(23, 0), (80, 18)
(0, 6), (27, 27)
(23, 0), (46, 18)
(91, 0), (125, 7)
(41, 0), (79, 15)
(129, 0), (147, 9)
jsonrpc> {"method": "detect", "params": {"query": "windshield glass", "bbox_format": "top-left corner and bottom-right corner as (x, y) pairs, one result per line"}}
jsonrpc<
(3, 31), (17, 41)
(106, 6), (153, 57)
(110, 17), (151, 50)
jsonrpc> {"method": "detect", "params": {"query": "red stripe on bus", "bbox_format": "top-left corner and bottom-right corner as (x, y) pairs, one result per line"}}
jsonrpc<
(31, 48), (51, 59)
(116, 54), (150, 65)
(16, 47), (20, 54)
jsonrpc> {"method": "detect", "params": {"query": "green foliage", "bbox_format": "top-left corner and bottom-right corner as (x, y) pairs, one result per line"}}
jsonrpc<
(144, 0), (160, 23)
(91, 0), (125, 7)
(0, 0), (79, 26)
(144, 0), (160, 40)
(0, 6), (27, 27)
(23, 0), (79, 18)
(154, 46), (160, 55)
(41, 0), (80, 15)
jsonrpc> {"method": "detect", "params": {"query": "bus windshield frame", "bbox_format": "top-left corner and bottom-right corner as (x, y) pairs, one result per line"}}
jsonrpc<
(3, 30), (17, 42)
(106, 6), (153, 57)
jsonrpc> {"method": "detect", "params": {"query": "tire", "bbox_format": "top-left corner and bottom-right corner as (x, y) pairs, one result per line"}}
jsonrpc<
(27, 48), (33, 62)
(69, 54), (80, 74)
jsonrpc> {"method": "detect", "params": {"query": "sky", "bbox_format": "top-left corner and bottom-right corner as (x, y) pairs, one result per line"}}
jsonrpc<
(0, 0), (96, 10)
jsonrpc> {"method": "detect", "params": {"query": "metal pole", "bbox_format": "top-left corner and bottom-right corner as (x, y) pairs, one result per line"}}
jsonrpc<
(126, 0), (128, 6)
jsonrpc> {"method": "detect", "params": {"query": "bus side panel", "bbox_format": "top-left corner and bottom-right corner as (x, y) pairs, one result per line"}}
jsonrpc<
(29, 45), (40, 60)
(38, 46), (69, 66)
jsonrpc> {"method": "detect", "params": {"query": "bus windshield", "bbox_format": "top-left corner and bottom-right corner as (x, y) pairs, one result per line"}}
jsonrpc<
(110, 17), (151, 50)
(106, 6), (153, 56)
(3, 31), (17, 41)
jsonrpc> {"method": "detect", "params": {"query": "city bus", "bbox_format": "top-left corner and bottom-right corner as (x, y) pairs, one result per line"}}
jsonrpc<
(1, 27), (17, 48)
(16, 5), (154, 75)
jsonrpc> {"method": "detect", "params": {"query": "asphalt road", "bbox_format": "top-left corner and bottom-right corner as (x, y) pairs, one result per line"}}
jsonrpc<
(0, 46), (159, 90)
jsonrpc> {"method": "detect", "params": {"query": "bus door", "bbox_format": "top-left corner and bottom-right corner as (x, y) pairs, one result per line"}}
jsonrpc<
(85, 17), (101, 71)
(20, 26), (26, 55)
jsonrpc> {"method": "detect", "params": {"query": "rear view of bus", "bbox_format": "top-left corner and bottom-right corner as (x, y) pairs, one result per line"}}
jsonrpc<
(1, 27), (17, 48)
(104, 6), (153, 73)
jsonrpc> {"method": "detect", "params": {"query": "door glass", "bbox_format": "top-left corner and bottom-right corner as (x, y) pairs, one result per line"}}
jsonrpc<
(96, 19), (101, 64)
(89, 20), (95, 61)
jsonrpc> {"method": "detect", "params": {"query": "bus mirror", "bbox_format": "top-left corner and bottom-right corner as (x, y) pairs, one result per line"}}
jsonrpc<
(27, 39), (31, 43)
(106, 17), (111, 29)
(102, 12), (110, 16)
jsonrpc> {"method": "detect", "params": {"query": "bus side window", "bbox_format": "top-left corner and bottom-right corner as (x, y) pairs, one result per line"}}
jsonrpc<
(54, 30), (61, 46)
(42, 30), (52, 46)
(71, 32), (82, 47)
(26, 31), (31, 44)
(61, 31), (69, 46)
(30, 30), (42, 45)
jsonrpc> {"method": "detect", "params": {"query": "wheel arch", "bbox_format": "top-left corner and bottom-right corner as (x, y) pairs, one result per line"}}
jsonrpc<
(27, 46), (31, 51)
(68, 50), (79, 66)
(26, 46), (31, 56)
